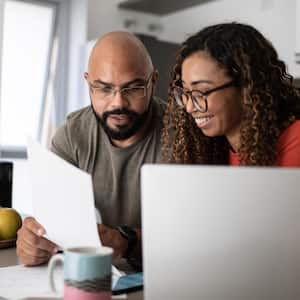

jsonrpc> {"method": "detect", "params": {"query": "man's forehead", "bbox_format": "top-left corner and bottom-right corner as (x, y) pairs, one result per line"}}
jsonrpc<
(89, 76), (148, 87)
(88, 60), (149, 85)
(90, 49), (148, 71)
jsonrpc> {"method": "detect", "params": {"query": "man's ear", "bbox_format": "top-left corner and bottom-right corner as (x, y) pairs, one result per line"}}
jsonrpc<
(151, 69), (159, 95)
(152, 69), (159, 86)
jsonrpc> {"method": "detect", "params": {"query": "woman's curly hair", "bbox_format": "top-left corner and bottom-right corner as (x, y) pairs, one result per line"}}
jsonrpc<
(161, 22), (300, 165)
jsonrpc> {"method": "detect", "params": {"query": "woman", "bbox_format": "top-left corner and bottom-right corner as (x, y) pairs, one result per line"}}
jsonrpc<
(161, 22), (300, 166)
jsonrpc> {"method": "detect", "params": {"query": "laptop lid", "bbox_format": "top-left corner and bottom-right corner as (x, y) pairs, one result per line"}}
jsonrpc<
(141, 165), (300, 300)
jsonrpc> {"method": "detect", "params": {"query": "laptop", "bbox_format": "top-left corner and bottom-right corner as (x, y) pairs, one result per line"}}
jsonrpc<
(141, 165), (300, 300)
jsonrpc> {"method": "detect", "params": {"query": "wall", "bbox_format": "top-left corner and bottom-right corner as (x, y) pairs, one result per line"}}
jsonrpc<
(137, 34), (178, 100)
(296, 0), (300, 56)
(87, 0), (300, 78)
(66, 0), (88, 114)
(87, 0), (161, 40)
(0, 0), (4, 149)
(161, 0), (299, 77)
(87, 0), (123, 40)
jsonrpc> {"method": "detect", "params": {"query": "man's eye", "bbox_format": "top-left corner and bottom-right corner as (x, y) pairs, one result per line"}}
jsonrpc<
(98, 86), (113, 94)
(127, 87), (141, 91)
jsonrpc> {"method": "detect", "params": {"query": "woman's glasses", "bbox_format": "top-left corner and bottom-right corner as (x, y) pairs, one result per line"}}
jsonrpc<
(172, 81), (236, 113)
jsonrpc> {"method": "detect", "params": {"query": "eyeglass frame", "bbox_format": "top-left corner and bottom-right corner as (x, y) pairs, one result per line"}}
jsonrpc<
(172, 80), (237, 113)
(87, 72), (154, 101)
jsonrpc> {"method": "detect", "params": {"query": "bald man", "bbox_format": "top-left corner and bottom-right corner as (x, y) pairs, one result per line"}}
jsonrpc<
(16, 32), (165, 269)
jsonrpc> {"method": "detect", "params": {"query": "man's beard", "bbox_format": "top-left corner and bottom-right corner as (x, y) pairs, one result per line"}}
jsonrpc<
(92, 106), (151, 141)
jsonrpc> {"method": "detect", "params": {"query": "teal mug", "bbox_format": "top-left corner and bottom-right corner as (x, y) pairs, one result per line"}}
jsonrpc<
(48, 246), (113, 300)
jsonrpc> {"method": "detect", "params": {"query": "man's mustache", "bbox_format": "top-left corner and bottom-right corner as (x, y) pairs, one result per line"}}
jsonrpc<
(102, 108), (139, 120)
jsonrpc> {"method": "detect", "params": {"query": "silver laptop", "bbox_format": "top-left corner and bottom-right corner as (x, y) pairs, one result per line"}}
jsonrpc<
(141, 165), (300, 300)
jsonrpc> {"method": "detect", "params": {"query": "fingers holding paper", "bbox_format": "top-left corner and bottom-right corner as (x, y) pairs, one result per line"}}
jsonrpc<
(16, 217), (58, 266)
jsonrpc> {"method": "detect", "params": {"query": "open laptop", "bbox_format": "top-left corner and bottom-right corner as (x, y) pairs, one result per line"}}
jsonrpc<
(141, 165), (300, 300)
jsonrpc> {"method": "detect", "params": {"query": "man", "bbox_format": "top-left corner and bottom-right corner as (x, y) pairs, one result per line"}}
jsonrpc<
(16, 31), (165, 269)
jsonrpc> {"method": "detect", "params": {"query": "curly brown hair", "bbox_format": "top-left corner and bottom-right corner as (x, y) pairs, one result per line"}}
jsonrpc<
(161, 22), (300, 166)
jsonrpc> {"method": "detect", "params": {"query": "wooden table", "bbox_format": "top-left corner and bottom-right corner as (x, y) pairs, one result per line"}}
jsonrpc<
(0, 247), (143, 300)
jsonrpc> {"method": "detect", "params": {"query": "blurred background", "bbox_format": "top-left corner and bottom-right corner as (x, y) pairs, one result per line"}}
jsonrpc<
(0, 0), (300, 213)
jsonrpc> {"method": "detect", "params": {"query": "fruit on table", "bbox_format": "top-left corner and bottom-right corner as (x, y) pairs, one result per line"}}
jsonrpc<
(0, 208), (22, 240)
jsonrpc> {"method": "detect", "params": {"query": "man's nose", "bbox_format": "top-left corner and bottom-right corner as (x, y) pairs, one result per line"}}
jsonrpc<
(110, 90), (129, 109)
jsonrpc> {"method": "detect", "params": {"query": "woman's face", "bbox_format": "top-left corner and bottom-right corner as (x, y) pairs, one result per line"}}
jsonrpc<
(181, 51), (243, 148)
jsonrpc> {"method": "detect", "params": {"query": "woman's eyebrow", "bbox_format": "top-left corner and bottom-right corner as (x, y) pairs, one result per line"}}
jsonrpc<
(190, 79), (213, 86)
(181, 79), (213, 87)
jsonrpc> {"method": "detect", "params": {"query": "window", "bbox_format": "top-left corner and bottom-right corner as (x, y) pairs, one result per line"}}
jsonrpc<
(0, 0), (57, 156)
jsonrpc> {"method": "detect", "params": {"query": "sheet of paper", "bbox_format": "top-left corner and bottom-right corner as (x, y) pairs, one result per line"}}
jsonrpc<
(0, 264), (125, 300)
(27, 139), (101, 249)
(27, 139), (122, 278)
(0, 264), (61, 300)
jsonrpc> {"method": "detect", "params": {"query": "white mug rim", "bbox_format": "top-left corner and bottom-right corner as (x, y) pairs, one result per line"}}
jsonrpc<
(64, 246), (113, 256)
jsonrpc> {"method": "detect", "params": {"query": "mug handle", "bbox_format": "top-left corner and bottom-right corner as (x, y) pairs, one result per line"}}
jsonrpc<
(48, 254), (64, 293)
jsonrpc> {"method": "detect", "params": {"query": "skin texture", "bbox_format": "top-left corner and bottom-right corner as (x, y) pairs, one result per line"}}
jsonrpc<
(16, 31), (157, 266)
(182, 51), (243, 151)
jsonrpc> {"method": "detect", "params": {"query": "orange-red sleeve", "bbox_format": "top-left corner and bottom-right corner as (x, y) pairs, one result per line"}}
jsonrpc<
(229, 150), (240, 166)
(276, 121), (300, 167)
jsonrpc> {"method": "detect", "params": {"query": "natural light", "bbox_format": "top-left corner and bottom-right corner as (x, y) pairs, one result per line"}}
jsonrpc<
(0, 0), (55, 148)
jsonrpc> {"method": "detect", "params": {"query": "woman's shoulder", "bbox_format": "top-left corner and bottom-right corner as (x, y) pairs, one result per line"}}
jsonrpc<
(279, 120), (300, 142)
(277, 120), (300, 167)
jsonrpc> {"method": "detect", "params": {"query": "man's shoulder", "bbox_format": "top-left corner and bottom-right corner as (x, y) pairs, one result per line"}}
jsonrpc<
(51, 106), (98, 163)
(53, 106), (97, 146)
(66, 105), (95, 124)
(62, 105), (97, 132)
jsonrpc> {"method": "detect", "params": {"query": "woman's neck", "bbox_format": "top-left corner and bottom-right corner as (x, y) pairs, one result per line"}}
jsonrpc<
(226, 131), (240, 153)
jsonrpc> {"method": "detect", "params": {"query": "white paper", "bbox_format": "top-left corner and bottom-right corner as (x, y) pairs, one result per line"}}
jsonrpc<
(0, 264), (61, 299)
(27, 139), (122, 279)
(0, 264), (126, 300)
(27, 139), (101, 249)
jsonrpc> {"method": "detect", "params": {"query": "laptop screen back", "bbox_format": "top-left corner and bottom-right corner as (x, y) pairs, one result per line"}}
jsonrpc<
(141, 165), (300, 300)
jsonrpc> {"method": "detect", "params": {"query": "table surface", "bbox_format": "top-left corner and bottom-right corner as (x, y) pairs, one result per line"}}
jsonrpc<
(0, 247), (143, 300)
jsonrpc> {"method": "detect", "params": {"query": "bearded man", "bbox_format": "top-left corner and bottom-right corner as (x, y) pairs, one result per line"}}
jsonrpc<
(16, 31), (164, 270)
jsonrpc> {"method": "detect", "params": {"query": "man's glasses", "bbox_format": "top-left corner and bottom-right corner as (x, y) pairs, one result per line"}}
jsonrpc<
(89, 73), (153, 102)
(172, 81), (236, 113)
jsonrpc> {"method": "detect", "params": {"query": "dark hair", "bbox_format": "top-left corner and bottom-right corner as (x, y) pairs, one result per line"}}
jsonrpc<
(161, 22), (300, 165)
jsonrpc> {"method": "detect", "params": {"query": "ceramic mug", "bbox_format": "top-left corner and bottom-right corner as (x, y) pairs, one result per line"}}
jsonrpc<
(48, 246), (113, 300)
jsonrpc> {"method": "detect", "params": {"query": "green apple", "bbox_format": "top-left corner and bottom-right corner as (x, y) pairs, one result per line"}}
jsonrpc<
(0, 208), (22, 240)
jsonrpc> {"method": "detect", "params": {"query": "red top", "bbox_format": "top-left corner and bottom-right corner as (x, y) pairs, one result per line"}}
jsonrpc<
(229, 120), (300, 167)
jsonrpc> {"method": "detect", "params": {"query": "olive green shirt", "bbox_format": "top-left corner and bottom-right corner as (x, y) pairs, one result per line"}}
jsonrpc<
(51, 97), (165, 228)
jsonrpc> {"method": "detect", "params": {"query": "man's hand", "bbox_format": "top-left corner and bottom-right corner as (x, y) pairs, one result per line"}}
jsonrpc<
(16, 217), (58, 266)
(98, 224), (127, 258)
